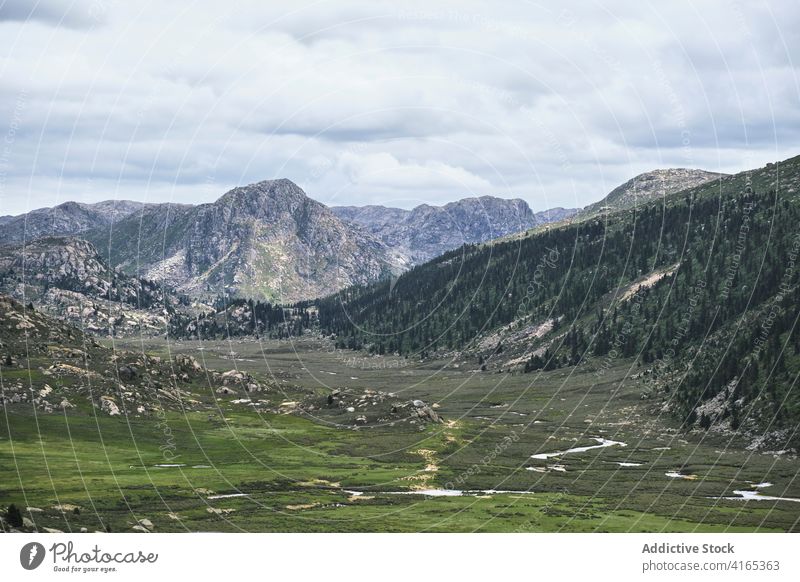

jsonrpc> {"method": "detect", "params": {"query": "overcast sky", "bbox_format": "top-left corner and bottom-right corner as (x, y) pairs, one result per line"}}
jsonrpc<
(0, 0), (798, 216)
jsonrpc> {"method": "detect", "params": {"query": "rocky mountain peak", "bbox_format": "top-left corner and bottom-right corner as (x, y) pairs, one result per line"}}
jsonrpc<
(217, 179), (318, 219)
(85, 179), (399, 303)
(581, 168), (727, 216)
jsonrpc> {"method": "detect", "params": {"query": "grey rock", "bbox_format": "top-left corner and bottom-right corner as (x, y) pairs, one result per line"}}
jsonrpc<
(100, 397), (121, 416)
(0, 199), (149, 246)
(333, 197), (579, 266)
(118, 365), (138, 381)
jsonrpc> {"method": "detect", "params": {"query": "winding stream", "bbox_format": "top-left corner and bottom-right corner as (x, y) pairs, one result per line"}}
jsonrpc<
(719, 483), (800, 503)
(530, 437), (627, 460)
(348, 489), (536, 497)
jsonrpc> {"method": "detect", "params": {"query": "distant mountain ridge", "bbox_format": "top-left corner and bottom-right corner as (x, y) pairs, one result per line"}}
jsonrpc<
(333, 197), (579, 265)
(0, 200), (150, 246)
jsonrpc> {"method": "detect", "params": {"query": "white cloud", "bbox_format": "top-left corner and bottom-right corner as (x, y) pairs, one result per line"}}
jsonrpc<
(314, 151), (494, 207)
(0, 0), (798, 215)
(0, 0), (103, 28)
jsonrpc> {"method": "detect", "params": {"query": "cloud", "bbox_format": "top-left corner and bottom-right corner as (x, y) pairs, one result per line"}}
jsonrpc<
(0, 0), (797, 216)
(317, 151), (495, 206)
(0, 0), (103, 28)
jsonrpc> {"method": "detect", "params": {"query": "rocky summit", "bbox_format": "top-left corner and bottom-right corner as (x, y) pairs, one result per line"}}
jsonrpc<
(333, 196), (579, 265)
(580, 168), (726, 217)
(89, 179), (402, 303)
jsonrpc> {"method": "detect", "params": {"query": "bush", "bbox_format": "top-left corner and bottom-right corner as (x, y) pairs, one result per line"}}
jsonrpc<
(6, 504), (23, 528)
(699, 412), (712, 430)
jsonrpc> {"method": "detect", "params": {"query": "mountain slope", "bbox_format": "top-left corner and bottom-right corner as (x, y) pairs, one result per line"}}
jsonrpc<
(0, 200), (151, 246)
(87, 179), (400, 303)
(0, 237), (176, 335)
(0, 293), (268, 418)
(333, 196), (579, 265)
(318, 155), (800, 447)
(580, 168), (726, 217)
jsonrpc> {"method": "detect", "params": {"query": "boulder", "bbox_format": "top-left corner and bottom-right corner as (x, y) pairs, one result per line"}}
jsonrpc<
(175, 354), (202, 374)
(221, 369), (246, 384)
(118, 365), (138, 381)
(415, 405), (442, 424)
(100, 397), (121, 416)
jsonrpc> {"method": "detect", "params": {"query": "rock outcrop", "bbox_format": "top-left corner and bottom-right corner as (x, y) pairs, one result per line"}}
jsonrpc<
(580, 168), (727, 217)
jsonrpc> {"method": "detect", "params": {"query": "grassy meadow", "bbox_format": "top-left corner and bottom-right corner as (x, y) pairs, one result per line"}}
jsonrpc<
(1, 337), (798, 532)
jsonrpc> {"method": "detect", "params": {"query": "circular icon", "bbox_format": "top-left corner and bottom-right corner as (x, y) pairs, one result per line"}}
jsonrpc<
(20, 542), (46, 570)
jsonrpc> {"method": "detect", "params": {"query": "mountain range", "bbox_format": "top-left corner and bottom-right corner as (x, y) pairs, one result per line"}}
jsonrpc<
(0, 182), (587, 302)
(0, 165), (727, 304)
(332, 198), (579, 265)
(85, 179), (402, 303)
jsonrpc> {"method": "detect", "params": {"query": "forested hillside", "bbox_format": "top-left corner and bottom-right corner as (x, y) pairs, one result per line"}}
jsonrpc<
(318, 155), (800, 442)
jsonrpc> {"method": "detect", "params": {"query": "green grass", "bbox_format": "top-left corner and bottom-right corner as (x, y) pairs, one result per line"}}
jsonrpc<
(2, 338), (798, 532)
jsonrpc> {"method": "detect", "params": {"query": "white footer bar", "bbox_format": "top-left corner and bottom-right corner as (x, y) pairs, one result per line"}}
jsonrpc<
(1, 533), (797, 581)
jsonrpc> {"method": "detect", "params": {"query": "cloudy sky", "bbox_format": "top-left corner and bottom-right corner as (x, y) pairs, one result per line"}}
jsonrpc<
(0, 0), (798, 215)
